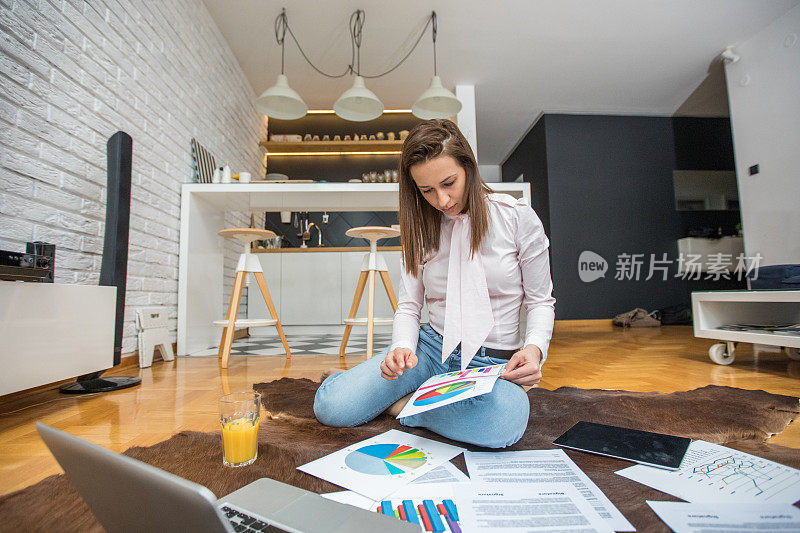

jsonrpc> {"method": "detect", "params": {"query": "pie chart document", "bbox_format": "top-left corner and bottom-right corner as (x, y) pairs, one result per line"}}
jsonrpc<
(297, 429), (466, 500)
(397, 364), (506, 419)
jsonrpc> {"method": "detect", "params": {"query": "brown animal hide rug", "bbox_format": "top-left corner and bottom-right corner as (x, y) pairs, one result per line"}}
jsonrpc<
(2, 382), (798, 532)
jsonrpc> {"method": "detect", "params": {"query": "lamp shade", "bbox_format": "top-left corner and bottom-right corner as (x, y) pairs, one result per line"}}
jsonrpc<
(255, 74), (307, 120)
(333, 76), (384, 122)
(412, 76), (462, 119)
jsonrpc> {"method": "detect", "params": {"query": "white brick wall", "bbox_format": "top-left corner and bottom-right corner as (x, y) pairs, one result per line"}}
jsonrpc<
(0, 0), (267, 355)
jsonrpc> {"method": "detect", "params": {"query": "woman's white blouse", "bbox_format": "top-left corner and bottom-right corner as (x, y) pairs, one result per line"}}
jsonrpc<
(390, 193), (556, 362)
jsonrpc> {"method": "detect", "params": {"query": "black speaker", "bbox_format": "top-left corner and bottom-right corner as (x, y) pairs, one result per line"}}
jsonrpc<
(61, 132), (142, 394)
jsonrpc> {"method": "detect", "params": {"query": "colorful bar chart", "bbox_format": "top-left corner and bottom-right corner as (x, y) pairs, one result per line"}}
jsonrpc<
(376, 498), (461, 532)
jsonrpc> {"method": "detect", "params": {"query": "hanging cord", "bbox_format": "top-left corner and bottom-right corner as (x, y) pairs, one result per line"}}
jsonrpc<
(351, 10), (364, 76)
(274, 9), (287, 74)
(432, 11), (437, 76)
(361, 11), (434, 79)
(274, 9), (436, 80)
(278, 8), (354, 78)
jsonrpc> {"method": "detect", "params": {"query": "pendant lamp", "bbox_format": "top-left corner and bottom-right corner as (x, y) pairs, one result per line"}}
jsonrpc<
(412, 12), (461, 119)
(333, 75), (384, 122)
(256, 74), (307, 120)
(255, 9), (307, 120)
(334, 11), (383, 122)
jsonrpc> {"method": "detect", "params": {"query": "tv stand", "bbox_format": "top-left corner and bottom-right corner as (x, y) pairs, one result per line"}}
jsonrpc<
(0, 283), (120, 396)
(691, 290), (800, 365)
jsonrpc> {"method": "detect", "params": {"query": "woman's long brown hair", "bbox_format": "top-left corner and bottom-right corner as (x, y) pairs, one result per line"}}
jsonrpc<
(399, 119), (493, 275)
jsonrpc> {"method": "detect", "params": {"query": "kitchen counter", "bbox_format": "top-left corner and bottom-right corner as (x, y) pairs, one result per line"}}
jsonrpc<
(178, 182), (531, 355)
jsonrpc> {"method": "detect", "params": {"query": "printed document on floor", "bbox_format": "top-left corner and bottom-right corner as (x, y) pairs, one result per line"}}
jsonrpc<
(455, 483), (614, 532)
(647, 501), (800, 532)
(298, 429), (465, 500)
(465, 449), (634, 531)
(616, 440), (800, 504)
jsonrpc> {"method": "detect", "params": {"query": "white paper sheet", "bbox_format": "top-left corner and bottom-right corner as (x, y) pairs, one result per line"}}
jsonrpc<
(465, 449), (635, 531)
(397, 364), (506, 418)
(412, 461), (471, 484)
(321, 490), (376, 510)
(456, 483), (615, 532)
(647, 501), (800, 532)
(617, 440), (800, 504)
(297, 429), (466, 500)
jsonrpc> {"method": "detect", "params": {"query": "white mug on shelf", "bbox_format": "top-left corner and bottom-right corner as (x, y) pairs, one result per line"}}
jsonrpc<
(239, 172), (251, 183)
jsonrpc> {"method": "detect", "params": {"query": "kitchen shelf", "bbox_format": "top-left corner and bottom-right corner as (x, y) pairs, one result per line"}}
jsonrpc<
(260, 140), (404, 154)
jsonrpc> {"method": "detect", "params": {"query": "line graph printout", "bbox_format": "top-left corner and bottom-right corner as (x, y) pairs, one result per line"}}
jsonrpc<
(616, 440), (800, 504)
(397, 364), (506, 418)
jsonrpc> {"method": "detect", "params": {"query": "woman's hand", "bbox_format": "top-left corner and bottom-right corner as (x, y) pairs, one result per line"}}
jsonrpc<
(499, 345), (543, 387)
(381, 347), (418, 380)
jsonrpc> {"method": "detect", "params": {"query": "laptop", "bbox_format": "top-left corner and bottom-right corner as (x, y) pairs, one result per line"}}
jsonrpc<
(36, 423), (416, 533)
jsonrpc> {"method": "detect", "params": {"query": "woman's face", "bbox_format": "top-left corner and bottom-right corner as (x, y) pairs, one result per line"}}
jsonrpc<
(409, 154), (468, 216)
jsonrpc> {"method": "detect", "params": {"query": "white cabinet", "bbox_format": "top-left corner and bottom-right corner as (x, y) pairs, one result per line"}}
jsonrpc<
(0, 283), (115, 395)
(249, 250), (431, 331)
(677, 236), (745, 273)
(279, 252), (342, 325)
(247, 253), (282, 335)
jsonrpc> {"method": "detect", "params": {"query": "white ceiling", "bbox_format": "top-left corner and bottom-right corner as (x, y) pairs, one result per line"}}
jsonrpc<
(203, 0), (798, 165)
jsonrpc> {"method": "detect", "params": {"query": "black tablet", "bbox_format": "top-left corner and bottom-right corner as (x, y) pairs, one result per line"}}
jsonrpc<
(553, 421), (691, 470)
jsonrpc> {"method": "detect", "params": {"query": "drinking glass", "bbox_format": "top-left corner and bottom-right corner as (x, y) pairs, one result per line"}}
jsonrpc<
(218, 391), (261, 467)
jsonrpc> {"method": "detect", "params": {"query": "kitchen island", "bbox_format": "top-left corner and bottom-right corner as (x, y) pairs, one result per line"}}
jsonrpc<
(178, 182), (531, 355)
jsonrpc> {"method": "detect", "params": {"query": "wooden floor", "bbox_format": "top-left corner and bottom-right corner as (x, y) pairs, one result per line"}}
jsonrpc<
(1, 320), (799, 497)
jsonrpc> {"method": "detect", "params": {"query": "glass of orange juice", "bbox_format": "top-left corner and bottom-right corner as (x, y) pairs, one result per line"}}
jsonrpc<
(218, 391), (261, 467)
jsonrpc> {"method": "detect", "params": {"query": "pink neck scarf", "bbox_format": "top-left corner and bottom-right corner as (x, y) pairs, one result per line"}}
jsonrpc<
(441, 214), (495, 370)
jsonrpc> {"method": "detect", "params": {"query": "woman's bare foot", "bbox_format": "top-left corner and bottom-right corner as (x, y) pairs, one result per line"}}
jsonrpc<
(386, 393), (413, 417)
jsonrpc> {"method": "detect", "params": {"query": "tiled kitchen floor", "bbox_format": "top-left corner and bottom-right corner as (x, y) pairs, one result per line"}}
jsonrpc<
(189, 332), (394, 357)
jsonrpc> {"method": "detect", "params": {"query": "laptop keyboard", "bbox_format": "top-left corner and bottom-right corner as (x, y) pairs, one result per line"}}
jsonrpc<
(220, 503), (289, 533)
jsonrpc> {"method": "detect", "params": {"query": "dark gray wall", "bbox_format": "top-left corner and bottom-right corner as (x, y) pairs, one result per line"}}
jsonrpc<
(503, 114), (688, 319)
(501, 116), (551, 238)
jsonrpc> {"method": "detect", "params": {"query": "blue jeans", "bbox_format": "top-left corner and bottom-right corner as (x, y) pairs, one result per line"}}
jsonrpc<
(314, 324), (530, 448)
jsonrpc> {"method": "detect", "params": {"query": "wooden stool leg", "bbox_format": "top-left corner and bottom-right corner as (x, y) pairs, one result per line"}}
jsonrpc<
(366, 269), (376, 358)
(379, 271), (398, 312)
(219, 367), (231, 396)
(253, 271), (291, 359)
(219, 271), (246, 369)
(340, 270), (368, 358)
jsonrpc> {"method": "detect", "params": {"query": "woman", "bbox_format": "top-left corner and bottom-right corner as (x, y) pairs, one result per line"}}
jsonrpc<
(314, 119), (555, 448)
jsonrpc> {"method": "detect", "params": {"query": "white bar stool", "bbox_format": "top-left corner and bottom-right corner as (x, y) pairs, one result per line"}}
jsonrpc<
(340, 226), (401, 360)
(214, 228), (290, 368)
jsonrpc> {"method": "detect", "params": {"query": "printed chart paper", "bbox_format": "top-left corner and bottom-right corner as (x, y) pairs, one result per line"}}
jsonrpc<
(412, 461), (471, 485)
(375, 484), (466, 532)
(647, 501), (800, 532)
(617, 440), (800, 504)
(321, 465), (469, 512)
(397, 364), (506, 418)
(465, 449), (634, 531)
(298, 429), (465, 500)
(456, 483), (614, 532)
